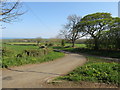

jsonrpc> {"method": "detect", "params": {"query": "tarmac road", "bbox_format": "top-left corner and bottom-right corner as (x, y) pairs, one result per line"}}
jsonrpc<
(2, 53), (86, 88)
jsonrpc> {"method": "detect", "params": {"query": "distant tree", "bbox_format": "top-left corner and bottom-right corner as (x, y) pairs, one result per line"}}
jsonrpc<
(61, 39), (65, 47)
(0, 0), (24, 23)
(78, 12), (113, 50)
(59, 14), (86, 47)
(36, 37), (42, 46)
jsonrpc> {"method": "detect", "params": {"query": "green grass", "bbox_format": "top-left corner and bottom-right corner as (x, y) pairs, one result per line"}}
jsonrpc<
(64, 48), (120, 58)
(53, 43), (120, 86)
(65, 43), (86, 48)
(3, 44), (38, 52)
(52, 45), (120, 59)
(8, 42), (36, 44)
(2, 44), (64, 68)
(2, 51), (64, 67)
(57, 56), (120, 86)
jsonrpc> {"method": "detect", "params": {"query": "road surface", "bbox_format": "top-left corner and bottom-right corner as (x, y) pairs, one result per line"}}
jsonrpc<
(2, 53), (86, 88)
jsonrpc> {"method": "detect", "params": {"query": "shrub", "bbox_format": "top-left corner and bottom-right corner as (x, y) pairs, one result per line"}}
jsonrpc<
(24, 48), (52, 57)
(85, 39), (94, 49)
(61, 39), (65, 47)
(2, 48), (14, 56)
(48, 43), (54, 47)
(45, 43), (48, 46)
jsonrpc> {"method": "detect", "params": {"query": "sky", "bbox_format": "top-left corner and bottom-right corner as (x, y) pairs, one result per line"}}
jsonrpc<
(2, 2), (118, 39)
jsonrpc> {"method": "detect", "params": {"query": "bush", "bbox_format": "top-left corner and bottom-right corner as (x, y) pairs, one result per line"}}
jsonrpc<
(48, 43), (54, 47)
(85, 39), (94, 49)
(61, 39), (65, 46)
(24, 48), (52, 57)
(63, 47), (120, 58)
(45, 43), (48, 46)
(2, 48), (14, 56)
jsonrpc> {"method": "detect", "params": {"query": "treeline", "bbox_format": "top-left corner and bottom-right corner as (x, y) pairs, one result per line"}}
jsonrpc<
(59, 12), (120, 50)
(86, 26), (120, 50)
(82, 14), (120, 50)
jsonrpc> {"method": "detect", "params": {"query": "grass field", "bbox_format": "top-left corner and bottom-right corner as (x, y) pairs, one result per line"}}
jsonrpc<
(2, 44), (64, 68)
(2, 41), (120, 86)
(52, 44), (120, 59)
(57, 56), (120, 86)
(65, 43), (86, 48)
(52, 43), (120, 86)
(1, 42), (86, 68)
(3, 44), (38, 52)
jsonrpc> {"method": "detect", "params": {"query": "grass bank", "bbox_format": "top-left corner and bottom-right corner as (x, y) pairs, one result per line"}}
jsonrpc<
(57, 56), (120, 86)
(2, 44), (64, 68)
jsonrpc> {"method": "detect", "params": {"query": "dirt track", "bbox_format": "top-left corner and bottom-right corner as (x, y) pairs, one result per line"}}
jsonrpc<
(2, 53), (86, 88)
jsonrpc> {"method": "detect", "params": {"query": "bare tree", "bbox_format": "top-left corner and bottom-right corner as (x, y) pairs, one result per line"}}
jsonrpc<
(0, 0), (24, 23)
(58, 29), (69, 39)
(59, 14), (86, 47)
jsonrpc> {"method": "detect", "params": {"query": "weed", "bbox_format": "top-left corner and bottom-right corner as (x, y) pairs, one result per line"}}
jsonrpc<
(58, 56), (120, 86)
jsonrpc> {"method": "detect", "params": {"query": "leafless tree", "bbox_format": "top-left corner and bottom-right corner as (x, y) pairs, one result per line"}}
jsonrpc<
(0, 0), (24, 23)
(58, 29), (69, 39)
(59, 14), (86, 47)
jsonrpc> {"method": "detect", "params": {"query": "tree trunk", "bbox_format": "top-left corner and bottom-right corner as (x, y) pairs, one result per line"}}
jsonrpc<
(72, 40), (75, 47)
(94, 38), (99, 50)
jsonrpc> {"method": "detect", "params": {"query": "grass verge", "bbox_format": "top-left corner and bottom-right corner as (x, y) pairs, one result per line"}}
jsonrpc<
(2, 51), (64, 68)
(2, 44), (65, 68)
(53, 46), (120, 59)
(57, 56), (120, 86)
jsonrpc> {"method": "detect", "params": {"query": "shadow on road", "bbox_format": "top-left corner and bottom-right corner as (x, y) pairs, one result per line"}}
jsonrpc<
(6, 68), (63, 76)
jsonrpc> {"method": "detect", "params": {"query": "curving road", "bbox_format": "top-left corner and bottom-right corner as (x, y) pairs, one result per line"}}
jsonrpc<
(2, 53), (86, 88)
